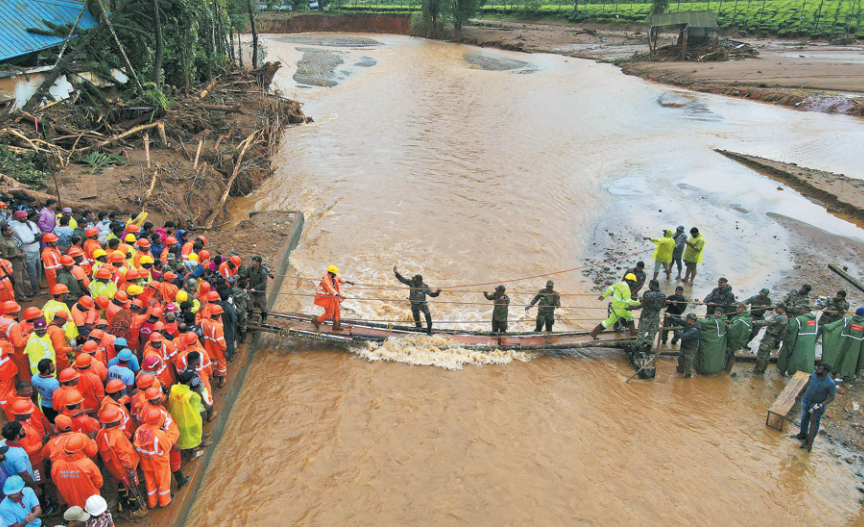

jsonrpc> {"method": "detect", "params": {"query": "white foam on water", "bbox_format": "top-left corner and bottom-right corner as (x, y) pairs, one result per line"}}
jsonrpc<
(353, 334), (538, 370)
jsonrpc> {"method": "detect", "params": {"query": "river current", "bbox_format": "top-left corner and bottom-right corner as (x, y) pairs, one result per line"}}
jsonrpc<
(186, 34), (864, 526)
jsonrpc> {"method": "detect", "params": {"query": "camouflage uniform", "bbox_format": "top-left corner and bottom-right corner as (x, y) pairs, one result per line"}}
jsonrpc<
(781, 290), (810, 316)
(744, 292), (772, 343)
(394, 271), (440, 331)
(245, 261), (271, 323)
(483, 291), (510, 333)
(530, 285), (561, 332)
(671, 317), (701, 378)
(755, 312), (788, 373)
(819, 297), (849, 328)
(703, 286), (736, 316)
(635, 289), (666, 347)
(230, 278), (251, 342)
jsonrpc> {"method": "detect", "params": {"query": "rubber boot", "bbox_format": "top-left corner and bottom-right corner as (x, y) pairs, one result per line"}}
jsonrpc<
(332, 322), (342, 331)
(238, 331), (246, 344)
(724, 355), (735, 372)
(173, 469), (191, 489)
(589, 324), (604, 340)
(260, 312), (268, 324)
(628, 321), (638, 338)
(311, 318), (320, 330)
(117, 486), (129, 512)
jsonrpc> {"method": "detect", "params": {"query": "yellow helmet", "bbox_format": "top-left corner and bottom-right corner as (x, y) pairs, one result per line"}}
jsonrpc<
(125, 234), (136, 243)
(127, 285), (143, 296)
(92, 249), (107, 259)
(327, 265), (339, 275)
(188, 253), (199, 262)
(176, 291), (188, 303)
(140, 256), (154, 265)
(624, 273), (637, 281)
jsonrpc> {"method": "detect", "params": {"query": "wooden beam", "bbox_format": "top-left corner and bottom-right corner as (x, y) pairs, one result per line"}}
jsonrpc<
(828, 263), (864, 293)
(766, 370), (810, 431)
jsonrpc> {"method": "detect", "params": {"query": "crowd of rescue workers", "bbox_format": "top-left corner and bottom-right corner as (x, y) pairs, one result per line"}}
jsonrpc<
(314, 227), (858, 452)
(0, 199), (272, 525)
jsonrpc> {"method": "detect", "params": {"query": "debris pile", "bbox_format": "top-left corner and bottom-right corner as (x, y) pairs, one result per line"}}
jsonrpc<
(0, 63), (310, 229)
(631, 37), (758, 63)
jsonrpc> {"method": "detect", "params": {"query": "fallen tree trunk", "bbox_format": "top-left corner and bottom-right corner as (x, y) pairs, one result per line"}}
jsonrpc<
(2, 187), (104, 210)
(203, 131), (257, 229)
(200, 104), (242, 113)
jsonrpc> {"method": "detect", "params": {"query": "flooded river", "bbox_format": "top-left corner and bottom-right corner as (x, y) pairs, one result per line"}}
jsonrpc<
(187, 35), (864, 525)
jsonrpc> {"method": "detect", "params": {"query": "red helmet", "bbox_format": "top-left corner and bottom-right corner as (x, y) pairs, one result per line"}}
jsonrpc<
(22, 307), (43, 320)
(105, 379), (125, 394)
(166, 236), (177, 245)
(208, 291), (220, 302)
(135, 239), (150, 248)
(109, 252), (125, 263)
(126, 269), (139, 280)
(68, 247), (84, 257)
(144, 386), (162, 401)
(55, 414), (73, 431)
(210, 305), (223, 316)
(60, 255), (74, 266)
(95, 296), (110, 310)
(198, 283), (210, 295)
(74, 354), (92, 368)
(85, 227), (99, 237)
(230, 255), (241, 266)
(126, 224), (140, 233)
(1, 301), (20, 315)
(59, 368), (79, 383)
(199, 250), (210, 261)
(163, 272), (177, 281)
(148, 332), (163, 342)
(152, 321), (165, 331)
(64, 390), (85, 406)
(99, 406), (122, 424)
(184, 332), (198, 345)
(95, 319), (108, 328)
(43, 233), (59, 243)
(83, 338), (100, 350)
(114, 291), (128, 302)
(151, 308), (163, 318)
(51, 284), (69, 296)
(197, 235), (207, 246)
(95, 268), (112, 280)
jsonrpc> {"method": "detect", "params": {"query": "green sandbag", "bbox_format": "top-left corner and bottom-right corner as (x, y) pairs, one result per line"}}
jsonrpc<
(696, 316), (728, 375)
(778, 312), (818, 375)
(822, 315), (864, 378)
(726, 312), (753, 351)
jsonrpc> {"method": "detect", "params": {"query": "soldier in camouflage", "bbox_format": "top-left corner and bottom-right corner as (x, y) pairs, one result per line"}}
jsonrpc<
(743, 288), (772, 348)
(781, 284), (811, 316)
(244, 256), (273, 324)
(702, 277), (736, 316)
(483, 285), (510, 333)
(753, 303), (788, 374)
(393, 266), (441, 334)
(526, 280), (561, 333)
(669, 312), (700, 378)
(818, 290), (849, 328)
(631, 279), (666, 348)
(229, 275), (252, 343)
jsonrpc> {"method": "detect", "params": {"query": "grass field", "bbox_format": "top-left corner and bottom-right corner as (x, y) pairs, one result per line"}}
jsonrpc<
(329, 0), (864, 38)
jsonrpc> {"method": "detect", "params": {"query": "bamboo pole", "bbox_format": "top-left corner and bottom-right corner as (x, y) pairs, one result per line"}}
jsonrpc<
(143, 132), (151, 169)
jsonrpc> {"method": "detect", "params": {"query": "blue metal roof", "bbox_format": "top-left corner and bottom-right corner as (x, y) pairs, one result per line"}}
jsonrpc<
(0, 0), (97, 62)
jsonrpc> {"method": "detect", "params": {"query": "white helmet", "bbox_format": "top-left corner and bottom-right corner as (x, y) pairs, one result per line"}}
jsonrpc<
(85, 494), (108, 516)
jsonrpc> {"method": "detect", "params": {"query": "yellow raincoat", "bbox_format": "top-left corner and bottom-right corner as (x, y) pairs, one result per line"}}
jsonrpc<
(650, 230), (675, 263)
(168, 383), (203, 450)
(683, 233), (706, 264)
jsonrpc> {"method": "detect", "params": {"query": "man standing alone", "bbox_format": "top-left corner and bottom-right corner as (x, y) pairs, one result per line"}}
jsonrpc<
(393, 266), (441, 335)
(791, 361), (835, 452)
(483, 285), (510, 333)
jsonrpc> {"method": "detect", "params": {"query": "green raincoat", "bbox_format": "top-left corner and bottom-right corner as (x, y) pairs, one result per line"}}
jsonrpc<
(168, 384), (203, 450)
(695, 315), (728, 374)
(821, 315), (864, 378)
(777, 312), (818, 375)
(725, 312), (753, 352)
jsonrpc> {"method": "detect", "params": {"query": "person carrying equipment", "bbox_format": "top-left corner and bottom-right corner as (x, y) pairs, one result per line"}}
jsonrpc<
(312, 266), (354, 332)
(590, 274), (640, 339)
(393, 266), (441, 335)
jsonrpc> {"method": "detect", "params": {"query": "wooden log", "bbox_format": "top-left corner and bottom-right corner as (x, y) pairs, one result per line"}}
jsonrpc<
(84, 122), (161, 151)
(203, 131), (257, 230)
(4, 187), (103, 210)
(143, 133), (151, 169)
(766, 370), (810, 431)
(0, 173), (29, 189)
(828, 263), (864, 293)
(200, 104), (243, 113)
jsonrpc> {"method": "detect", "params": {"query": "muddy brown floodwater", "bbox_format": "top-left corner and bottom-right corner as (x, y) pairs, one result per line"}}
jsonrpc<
(189, 35), (864, 525)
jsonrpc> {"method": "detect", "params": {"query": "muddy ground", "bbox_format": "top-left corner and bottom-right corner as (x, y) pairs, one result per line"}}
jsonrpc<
(461, 18), (864, 115)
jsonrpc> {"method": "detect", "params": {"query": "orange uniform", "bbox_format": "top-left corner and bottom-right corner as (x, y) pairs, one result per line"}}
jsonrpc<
(0, 259), (15, 302)
(0, 316), (30, 384)
(47, 323), (74, 370)
(195, 302), (212, 324)
(159, 282), (178, 303)
(83, 239), (101, 265)
(134, 424), (174, 508)
(3, 396), (45, 423)
(0, 340), (17, 405)
(74, 368), (104, 415)
(218, 261), (238, 279)
(67, 413), (100, 436)
(180, 241), (194, 261)
(41, 246), (62, 290)
(53, 385), (79, 413)
(97, 426), (140, 482)
(201, 318), (227, 378)
(70, 265), (91, 289)
(18, 416), (49, 466)
(315, 272), (346, 324)
(99, 397), (133, 439)
(71, 304), (98, 334)
(42, 432), (98, 462)
(52, 451), (103, 508)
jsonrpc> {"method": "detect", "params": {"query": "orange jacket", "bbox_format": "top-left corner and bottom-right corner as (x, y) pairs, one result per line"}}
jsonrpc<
(3, 396), (46, 423)
(70, 265), (91, 289)
(180, 242), (194, 261)
(52, 452), (103, 508)
(218, 261), (238, 279)
(0, 340), (17, 382)
(195, 302), (212, 324)
(52, 385), (78, 413)
(0, 259), (14, 302)
(98, 397), (133, 439)
(83, 239), (101, 264)
(134, 424), (173, 472)
(47, 323), (73, 370)
(42, 432), (98, 463)
(173, 346), (213, 403)
(0, 316), (28, 354)
(159, 282), (178, 303)
(315, 272), (346, 307)
(71, 304), (98, 332)
(19, 417), (48, 465)
(201, 319), (226, 357)
(74, 368), (104, 414)
(41, 247), (62, 275)
(97, 426), (140, 481)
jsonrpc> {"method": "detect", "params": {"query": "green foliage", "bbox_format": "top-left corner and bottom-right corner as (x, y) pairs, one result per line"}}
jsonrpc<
(413, 0), (450, 36)
(142, 82), (173, 112)
(76, 152), (128, 174)
(650, 0), (669, 14)
(0, 146), (49, 189)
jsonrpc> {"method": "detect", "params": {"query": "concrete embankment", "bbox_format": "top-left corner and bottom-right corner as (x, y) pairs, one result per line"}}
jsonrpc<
(257, 12), (412, 35)
(716, 149), (864, 225)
